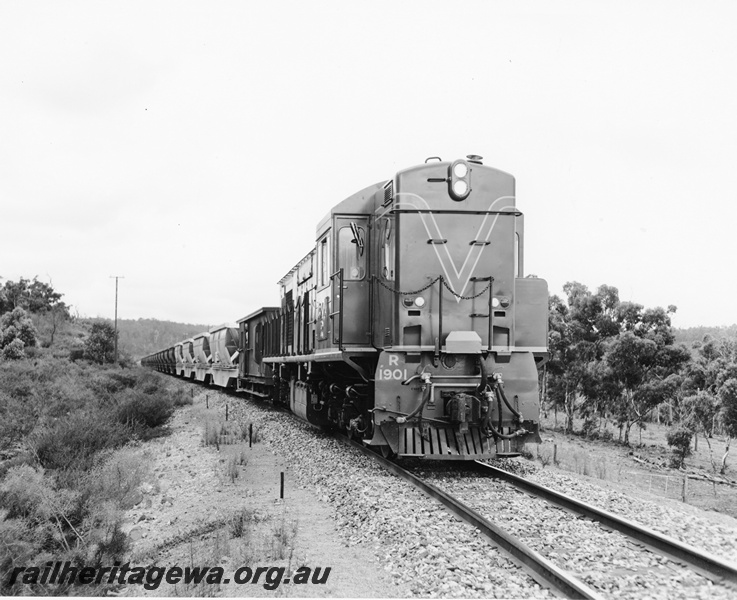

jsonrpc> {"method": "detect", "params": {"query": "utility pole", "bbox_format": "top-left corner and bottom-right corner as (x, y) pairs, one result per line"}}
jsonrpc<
(110, 276), (124, 363)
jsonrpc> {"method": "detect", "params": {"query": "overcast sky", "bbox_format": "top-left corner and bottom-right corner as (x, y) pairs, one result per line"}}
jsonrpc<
(2, 1), (736, 329)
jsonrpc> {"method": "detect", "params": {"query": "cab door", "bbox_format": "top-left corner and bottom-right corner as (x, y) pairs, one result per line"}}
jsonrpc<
(332, 216), (370, 346)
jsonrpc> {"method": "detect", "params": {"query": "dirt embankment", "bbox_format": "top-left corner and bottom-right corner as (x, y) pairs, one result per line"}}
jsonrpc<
(117, 389), (408, 597)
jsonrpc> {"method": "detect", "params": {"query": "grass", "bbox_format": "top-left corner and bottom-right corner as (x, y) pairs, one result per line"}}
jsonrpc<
(201, 412), (260, 453)
(526, 413), (737, 517)
(170, 506), (299, 596)
(271, 514), (299, 560)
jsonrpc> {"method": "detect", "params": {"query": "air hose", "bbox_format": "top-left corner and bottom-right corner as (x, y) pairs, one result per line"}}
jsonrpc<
(497, 383), (523, 421)
(481, 375), (527, 440)
(396, 373), (432, 424)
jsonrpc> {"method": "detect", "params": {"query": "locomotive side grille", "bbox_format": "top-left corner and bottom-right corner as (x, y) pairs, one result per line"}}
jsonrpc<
(285, 291), (294, 348)
(383, 181), (393, 206)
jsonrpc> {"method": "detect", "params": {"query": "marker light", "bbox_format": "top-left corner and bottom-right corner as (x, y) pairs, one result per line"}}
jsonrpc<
(414, 297), (426, 308)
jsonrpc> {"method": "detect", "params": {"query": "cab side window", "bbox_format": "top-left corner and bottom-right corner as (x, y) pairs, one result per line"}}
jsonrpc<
(338, 226), (366, 280)
(318, 236), (330, 287)
(381, 217), (395, 281)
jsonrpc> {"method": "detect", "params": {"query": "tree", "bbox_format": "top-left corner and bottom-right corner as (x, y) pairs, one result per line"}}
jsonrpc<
(0, 277), (70, 347)
(0, 277), (69, 318)
(597, 308), (690, 445)
(546, 283), (626, 433)
(0, 278), (30, 313)
(545, 294), (578, 431)
(546, 281), (689, 444)
(84, 322), (118, 364)
(681, 335), (737, 473)
(683, 391), (721, 471)
(719, 378), (737, 474)
(0, 307), (38, 359)
(666, 427), (693, 468)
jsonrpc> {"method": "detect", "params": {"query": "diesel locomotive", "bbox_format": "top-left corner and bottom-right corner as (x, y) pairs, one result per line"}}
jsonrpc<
(142, 156), (549, 459)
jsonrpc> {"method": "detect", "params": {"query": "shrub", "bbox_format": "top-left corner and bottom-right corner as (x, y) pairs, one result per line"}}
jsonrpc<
(203, 420), (221, 447)
(172, 389), (193, 406)
(667, 427), (693, 469)
(0, 307), (38, 349)
(0, 514), (44, 595)
(84, 448), (152, 511)
(83, 322), (117, 364)
(88, 369), (138, 397)
(599, 429), (614, 442)
(581, 416), (599, 439)
(2, 338), (26, 360)
(134, 370), (166, 395)
(536, 446), (552, 467)
(30, 411), (129, 472)
(0, 391), (38, 452)
(114, 388), (174, 431)
(0, 465), (47, 520)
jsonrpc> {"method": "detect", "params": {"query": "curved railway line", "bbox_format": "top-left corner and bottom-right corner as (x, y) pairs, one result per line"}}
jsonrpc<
(345, 439), (737, 598)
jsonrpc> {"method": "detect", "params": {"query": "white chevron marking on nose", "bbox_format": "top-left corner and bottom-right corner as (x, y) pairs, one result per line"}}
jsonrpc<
(390, 193), (516, 301)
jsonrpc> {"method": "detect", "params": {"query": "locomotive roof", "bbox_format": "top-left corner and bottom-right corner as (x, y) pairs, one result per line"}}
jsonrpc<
(315, 180), (387, 238)
(277, 249), (314, 285)
(236, 306), (280, 324)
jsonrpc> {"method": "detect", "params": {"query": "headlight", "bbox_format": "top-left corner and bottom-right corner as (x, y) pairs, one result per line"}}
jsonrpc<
(414, 297), (426, 307)
(448, 159), (471, 201)
(453, 162), (468, 178)
(492, 297), (500, 308)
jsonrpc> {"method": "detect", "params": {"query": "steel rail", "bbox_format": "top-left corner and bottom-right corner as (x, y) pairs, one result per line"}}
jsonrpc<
(346, 440), (603, 600)
(475, 461), (737, 586)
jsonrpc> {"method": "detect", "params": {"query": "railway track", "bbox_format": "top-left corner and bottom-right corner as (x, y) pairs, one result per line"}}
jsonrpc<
(346, 440), (603, 599)
(347, 439), (737, 598)
(473, 461), (737, 587)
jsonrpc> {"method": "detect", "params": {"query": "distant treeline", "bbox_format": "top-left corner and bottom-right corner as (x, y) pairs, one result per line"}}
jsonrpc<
(674, 325), (737, 345)
(115, 318), (211, 360)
